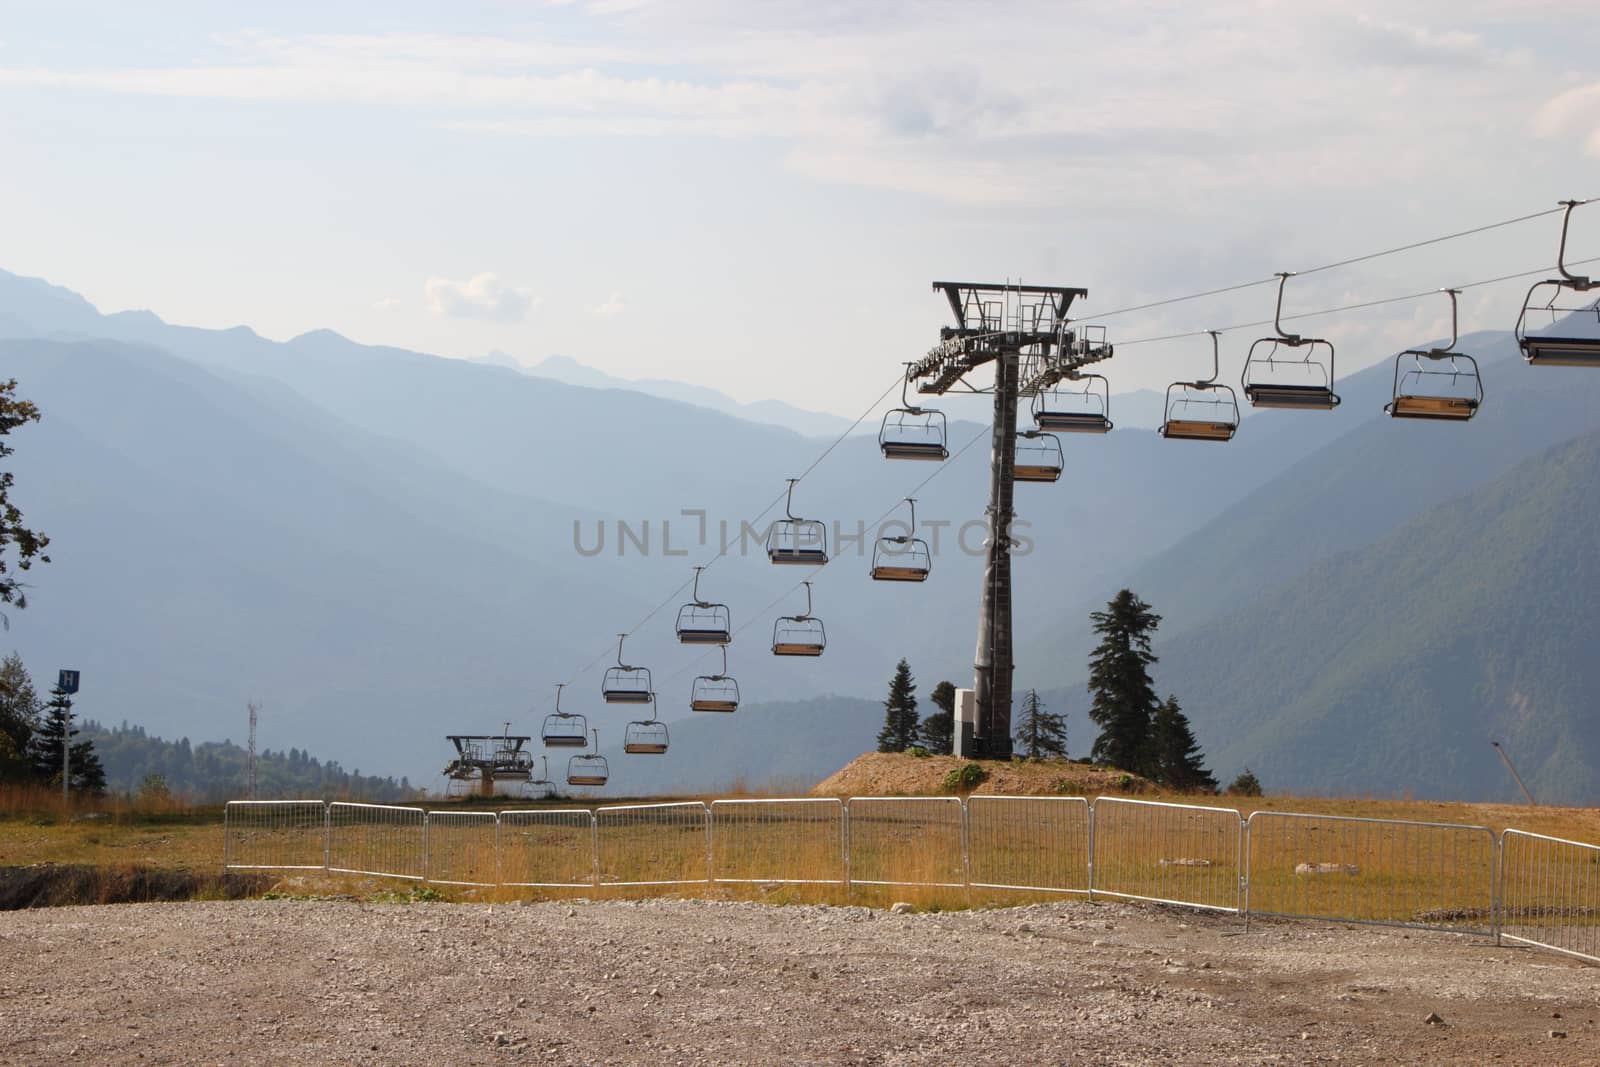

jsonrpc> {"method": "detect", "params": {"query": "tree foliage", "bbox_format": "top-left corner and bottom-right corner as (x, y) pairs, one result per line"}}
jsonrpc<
(28, 685), (106, 797)
(1087, 589), (1163, 776)
(0, 380), (51, 615)
(876, 658), (920, 753)
(0, 651), (41, 780)
(1013, 688), (1068, 759)
(1152, 695), (1216, 793)
(919, 680), (956, 755)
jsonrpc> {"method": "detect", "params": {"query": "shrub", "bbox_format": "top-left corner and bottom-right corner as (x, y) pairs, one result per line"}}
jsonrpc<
(907, 746), (930, 759)
(1226, 767), (1264, 797)
(941, 763), (988, 794)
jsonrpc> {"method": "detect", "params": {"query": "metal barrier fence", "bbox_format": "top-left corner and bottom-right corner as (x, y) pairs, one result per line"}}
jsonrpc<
(222, 800), (327, 870)
(1246, 812), (1497, 934)
(224, 797), (1600, 965)
(597, 802), (710, 887)
(1092, 797), (1244, 912)
(710, 799), (845, 885)
(1500, 829), (1600, 964)
(967, 795), (1090, 895)
(425, 810), (499, 887)
(846, 796), (967, 890)
(327, 802), (426, 881)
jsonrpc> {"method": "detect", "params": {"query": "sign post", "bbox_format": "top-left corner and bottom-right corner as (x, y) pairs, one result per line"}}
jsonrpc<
(57, 671), (79, 804)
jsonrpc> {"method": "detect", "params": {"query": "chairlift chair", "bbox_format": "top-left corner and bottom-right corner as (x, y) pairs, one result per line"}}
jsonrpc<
(601, 633), (653, 704)
(1241, 273), (1340, 410)
(766, 479), (830, 565)
(1161, 331), (1240, 442)
(880, 364), (949, 460)
(690, 647), (741, 712)
(1033, 373), (1112, 433)
(675, 566), (732, 645)
(566, 730), (609, 787)
(541, 683), (589, 748)
(870, 498), (933, 582)
(1517, 199), (1600, 366)
(529, 756), (553, 789)
(772, 581), (826, 656)
(1386, 289), (1483, 421)
(1013, 431), (1064, 483)
(623, 709), (670, 755)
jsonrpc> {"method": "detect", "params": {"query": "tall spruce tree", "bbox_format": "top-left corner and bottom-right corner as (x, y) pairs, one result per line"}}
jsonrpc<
(1152, 696), (1217, 793)
(1013, 688), (1068, 759)
(28, 685), (106, 796)
(1087, 589), (1162, 777)
(0, 652), (41, 781)
(876, 659), (920, 753)
(919, 680), (956, 754)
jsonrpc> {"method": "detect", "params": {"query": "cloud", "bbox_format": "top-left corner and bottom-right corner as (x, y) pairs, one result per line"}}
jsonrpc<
(423, 273), (537, 321)
(589, 291), (626, 318)
(1534, 82), (1600, 158)
(372, 296), (403, 312)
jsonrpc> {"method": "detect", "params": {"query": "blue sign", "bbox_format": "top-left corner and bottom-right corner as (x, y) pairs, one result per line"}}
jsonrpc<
(58, 670), (80, 695)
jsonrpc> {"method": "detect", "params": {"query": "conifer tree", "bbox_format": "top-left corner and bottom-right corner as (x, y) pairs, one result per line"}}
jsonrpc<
(919, 680), (956, 755)
(28, 685), (106, 796)
(876, 659), (920, 753)
(1087, 589), (1162, 776)
(1152, 695), (1217, 793)
(1013, 688), (1068, 759)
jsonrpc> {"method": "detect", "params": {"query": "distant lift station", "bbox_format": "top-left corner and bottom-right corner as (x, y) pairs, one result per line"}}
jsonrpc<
(1517, 200), (1600, 367)
(443, 729), (537, 797)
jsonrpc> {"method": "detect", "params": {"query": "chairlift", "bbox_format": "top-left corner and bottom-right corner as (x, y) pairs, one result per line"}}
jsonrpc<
(1242, 273), (1340, 410)
(772, 580), (826, 656)
(767, 479), (829, 565)
(870, 498), (932, 582)
(675, 566), (732, 645)
(529, 756), (553, 789)
(623, 708), (670, 755)
(690, 646), (741, 712)
(566, 730), (609, 787)
(541, 684), (589, 749)
(1033, 373), (1112, 433)
(1161, 331), (1240, 441)
(1013, 431), (1063, 483)
(1386, 289), (1483, 421)
(601, 633), (653, 704)
(880, 364), (949, 460)
(1516, 199), (1600, 366)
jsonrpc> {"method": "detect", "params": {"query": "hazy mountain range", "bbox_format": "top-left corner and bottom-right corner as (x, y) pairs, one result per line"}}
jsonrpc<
(2, 266), (1597, 802)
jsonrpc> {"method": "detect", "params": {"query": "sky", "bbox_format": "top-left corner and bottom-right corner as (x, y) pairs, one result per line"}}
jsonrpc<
(0, 0), (1596, 415)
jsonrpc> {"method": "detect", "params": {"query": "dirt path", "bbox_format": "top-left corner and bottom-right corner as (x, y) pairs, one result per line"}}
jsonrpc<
(0, 898), (1594, 1065)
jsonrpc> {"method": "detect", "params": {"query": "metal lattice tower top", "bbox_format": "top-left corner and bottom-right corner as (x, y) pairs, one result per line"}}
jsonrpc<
(908, 282), (1111, 398)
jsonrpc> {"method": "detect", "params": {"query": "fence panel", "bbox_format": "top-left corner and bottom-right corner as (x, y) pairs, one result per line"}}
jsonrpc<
(846, 797), (966, 889)
(1092, 797), (1243, 911)
(1500, 830), (1600, 963)
(1245, 812), (1496, 933)
(424, 811), (499, 887)
(967, 796), (1091, 895)
(223, 801), (326, 870)
(710, 799), (845, 885)
(327, 802), (426, 880)
(597, 803), (710, 886)
(499, 809), (597, 888)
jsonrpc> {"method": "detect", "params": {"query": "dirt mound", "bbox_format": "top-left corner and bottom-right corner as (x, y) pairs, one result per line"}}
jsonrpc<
(811, 751), (1153, 797)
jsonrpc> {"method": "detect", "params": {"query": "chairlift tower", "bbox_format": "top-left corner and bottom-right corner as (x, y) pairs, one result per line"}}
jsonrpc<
(443, 727), (537, 798)
(906, 281), (1110, 758)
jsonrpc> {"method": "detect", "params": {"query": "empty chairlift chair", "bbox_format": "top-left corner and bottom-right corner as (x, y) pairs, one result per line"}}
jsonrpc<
(566, 730), (609, 787)
(1013, 431), (1064, 483)
(675, 566), (732, 645)
(772, 581), (826, 657)
(879, 365), (949, 460)
(870, 498), (932, 582)
(1517, 199), (1600, 366)
(767, 479), (829, 565)
(623, 710), (670, 755)
(1033, 373), (1113, 433)
(690, 647), (740, 713)
(541, 683), (589, 748)
(601, 633), (653, 704)
(1161, 331), (1240, 442)
(1386, 289), (1483, 421)
(1241, 273), (1341, 410)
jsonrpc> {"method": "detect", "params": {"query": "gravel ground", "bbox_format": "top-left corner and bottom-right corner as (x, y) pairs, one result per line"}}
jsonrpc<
(0, 897), (1595, 1065)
